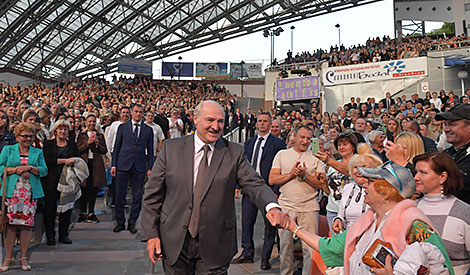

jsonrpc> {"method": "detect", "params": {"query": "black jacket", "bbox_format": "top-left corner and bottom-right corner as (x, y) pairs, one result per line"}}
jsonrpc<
(445, 142), (470, 204)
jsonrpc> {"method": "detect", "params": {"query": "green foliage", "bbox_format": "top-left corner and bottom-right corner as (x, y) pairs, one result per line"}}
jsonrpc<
(427, 22), (454, 35)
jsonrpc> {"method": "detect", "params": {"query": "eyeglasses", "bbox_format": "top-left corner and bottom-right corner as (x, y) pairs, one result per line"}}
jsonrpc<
(18, 135), (34, 139)
(383, 161), (403, 191)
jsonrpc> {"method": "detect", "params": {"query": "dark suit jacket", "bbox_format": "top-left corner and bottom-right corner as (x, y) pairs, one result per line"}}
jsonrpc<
(421, 135), (437, 153)
(244, 114), (255, 129)
(233, 112), (244, 129)
(380, 98), (395, 109)
(111, 120), (154, 172)
(243, 135), (286, 195)
(141, 135), (277, 269)
(342, 118), (352, 128)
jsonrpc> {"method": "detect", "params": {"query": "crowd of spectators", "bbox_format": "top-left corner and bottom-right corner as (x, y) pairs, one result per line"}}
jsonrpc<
(0, 74), (469, 273)
(276, 34), (468, 67)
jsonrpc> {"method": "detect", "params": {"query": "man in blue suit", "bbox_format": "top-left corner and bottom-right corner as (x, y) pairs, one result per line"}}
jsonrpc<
(111, 104), (154, 234)
(232, 112), (286, 270)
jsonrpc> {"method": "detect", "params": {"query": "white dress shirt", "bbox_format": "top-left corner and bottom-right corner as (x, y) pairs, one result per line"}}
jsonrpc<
(251, 133), (269, 175)
(193, 132), (279, 213)
(132, 120), (142, 138)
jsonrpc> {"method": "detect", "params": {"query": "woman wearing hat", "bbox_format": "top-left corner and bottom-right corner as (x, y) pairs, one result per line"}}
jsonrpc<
(282, 161), (454, 274)
(41, 120), (78, 246)
(414, 152), (470, 274)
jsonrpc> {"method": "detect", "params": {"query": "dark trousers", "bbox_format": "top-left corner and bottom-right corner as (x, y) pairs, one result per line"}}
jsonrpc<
(43, 188), (72, 240)
(240, 194), (276, 260)
(114, 164), (145, 225)
(80, 159), (98, 214)
(163, 232), (229, 275)
(245, 126), (254, 141)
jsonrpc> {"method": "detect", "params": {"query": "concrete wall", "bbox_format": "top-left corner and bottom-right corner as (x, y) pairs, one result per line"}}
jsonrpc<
(0, 72), (40, 87)
(223, 82), (264, 98)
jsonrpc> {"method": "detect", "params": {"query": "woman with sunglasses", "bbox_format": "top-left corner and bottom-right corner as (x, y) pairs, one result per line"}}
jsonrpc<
(414, 152), (470, 274)
(332, 144), (382, 233)
(0, 122), (47, 272)
(0, 110), (16, 154)
(281, 161), (454, 275)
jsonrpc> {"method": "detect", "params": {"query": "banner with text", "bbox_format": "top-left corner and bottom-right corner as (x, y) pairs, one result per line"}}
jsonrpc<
(196, 63), (228, 78)
(118, 58), (152, 75)
(276, 76), (320, 101)
(230, 63), (262, 78)
(322, 57), (428, 86)
(161, 62), (194, 77)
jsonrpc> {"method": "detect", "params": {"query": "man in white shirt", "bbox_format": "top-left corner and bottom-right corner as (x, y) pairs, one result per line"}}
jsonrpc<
(104, 106), (130, 206)
(269, 126), (326, 275)
(144, 110), (165, 159)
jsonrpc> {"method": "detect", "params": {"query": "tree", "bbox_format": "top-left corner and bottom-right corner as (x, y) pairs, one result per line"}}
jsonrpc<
(427, 22), (455, 35)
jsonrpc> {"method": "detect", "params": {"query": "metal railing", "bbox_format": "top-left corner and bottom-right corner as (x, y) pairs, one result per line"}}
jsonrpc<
(223, 126), (245, 144)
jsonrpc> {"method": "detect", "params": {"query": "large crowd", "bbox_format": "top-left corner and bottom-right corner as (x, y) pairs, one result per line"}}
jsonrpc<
(275, 34), (468, 67)
(0, 75), (469, 274)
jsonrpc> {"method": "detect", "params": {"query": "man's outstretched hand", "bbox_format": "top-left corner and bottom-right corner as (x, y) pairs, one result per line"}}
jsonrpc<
(266, 208), (289, 229)
(147, 237), (163, 264)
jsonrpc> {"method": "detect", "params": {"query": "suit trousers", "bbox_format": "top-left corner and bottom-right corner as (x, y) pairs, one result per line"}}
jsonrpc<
(115, 164), (145, 225)
(163, 232), (229, 275)
(43, 188), (72, 240)
(240, 194), (276, 260)
(279, 209), (318, 275)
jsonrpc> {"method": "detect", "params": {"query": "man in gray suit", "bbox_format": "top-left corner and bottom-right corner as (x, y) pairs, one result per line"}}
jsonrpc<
(142, 100), (287, 274)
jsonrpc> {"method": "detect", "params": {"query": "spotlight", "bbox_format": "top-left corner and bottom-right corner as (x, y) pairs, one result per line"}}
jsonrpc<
(263, 30), (269, 37)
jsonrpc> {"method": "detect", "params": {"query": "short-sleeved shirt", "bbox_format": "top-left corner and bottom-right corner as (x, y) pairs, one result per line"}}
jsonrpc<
(272, 147), (325, 212)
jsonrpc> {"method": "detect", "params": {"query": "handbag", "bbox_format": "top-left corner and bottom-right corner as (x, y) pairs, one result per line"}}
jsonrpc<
(0, 168), (8, 233)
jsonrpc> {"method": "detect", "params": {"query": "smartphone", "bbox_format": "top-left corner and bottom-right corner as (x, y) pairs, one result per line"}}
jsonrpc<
(311, 138), (320, 156)
(372, 243), (398, 268)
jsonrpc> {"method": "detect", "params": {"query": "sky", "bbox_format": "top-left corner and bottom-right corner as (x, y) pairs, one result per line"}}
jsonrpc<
(116, 0), (444, 79)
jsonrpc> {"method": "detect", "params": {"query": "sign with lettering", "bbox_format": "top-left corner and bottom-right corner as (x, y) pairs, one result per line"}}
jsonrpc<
(276, 76), (320, 101)
(322, 57), (428, 86)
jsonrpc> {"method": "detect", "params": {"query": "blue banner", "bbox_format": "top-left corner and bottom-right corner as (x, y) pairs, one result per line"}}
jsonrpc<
(118, 58), (152, 75)
(196, 63), (228, 78)
(161, 62), (194, 77)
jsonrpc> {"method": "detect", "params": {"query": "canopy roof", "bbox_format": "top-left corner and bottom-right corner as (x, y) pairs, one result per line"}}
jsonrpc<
(0, 0), (381, 79)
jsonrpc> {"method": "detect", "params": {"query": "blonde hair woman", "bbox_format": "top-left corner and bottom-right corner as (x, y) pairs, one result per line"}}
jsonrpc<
(331, 143), (383, 233)
(384, 131), (424, 175)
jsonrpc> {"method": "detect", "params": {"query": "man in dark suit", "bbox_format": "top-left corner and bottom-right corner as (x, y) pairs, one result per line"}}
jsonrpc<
(111, 104), (154, 234)
(345, 97), (357, 110)
(244, 108), (256, 140)
(339, 110), (352, 128)
(232, 112), (286, 270)
(142, 101), (288, 274)
(380, 92), (395, 110)
(403, 120), (437, 152)
(154, 104), (170, 139)
(233, 107), (244, 141)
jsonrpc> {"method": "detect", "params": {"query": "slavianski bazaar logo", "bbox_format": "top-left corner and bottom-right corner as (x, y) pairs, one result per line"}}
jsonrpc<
(324, 59), (425, 85)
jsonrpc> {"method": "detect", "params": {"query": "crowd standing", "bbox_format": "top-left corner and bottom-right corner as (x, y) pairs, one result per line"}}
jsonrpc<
(0, 75), (469, 274)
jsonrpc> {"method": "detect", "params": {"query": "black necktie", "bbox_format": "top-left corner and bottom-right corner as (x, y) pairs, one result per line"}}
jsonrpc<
(252, 137), (264, 169)
(189, 145), (210, 238)
(134, 123), (140, 139)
